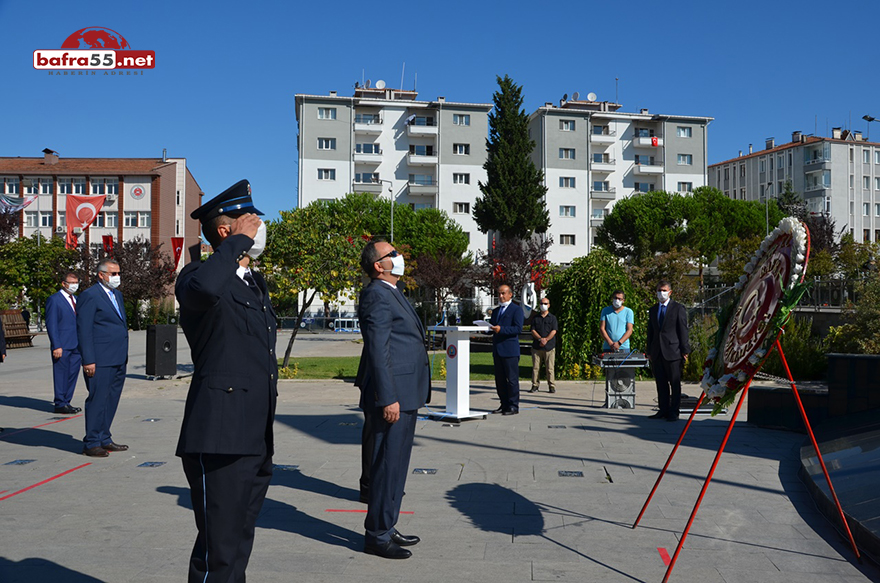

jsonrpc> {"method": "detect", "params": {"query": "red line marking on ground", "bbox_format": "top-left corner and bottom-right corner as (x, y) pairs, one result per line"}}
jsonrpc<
(658, 547), (671, 566)
(0, 415), (83, 440)
(325, 509), (415, 514)
(0, 463), (91, 501)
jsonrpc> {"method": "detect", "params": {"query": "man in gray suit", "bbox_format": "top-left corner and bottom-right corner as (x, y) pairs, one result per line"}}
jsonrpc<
(355, 240), (430, 560)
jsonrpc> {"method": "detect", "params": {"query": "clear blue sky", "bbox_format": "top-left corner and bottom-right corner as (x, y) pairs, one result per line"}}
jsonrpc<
(3, 0), (879, 222)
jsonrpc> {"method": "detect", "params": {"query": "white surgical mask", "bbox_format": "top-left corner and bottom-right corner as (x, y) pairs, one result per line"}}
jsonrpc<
(66, 283), (79, 294)
(248, 221), (267, 259)
(390, 253), (405, 276)
(107, 275), (121, 289)
(657, 290), (669, 302)
(612, 299), (623, 309)
(540, 303), (549, 312)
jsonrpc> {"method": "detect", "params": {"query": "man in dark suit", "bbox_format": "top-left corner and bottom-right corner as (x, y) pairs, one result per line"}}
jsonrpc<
(355, 240), (430, 560)
(176, 179), (277, 583)
(489, 284), (524, 415)
(77, 259), (129, 456)
(646, 279), (690, 421)
(46, 272), (82, 414)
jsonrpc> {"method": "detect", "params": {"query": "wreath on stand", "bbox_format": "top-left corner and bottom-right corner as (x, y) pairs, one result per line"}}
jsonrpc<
(700, 217), (812, 415)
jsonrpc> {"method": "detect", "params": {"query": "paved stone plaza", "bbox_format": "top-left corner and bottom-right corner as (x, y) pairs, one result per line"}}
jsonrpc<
(0, 331), (876, 582)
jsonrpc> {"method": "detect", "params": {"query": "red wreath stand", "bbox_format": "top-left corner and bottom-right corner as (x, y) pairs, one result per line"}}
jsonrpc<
(631, 335), (862, 582)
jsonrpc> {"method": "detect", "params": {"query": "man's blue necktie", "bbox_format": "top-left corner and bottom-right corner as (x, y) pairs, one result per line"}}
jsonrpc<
(109, 291), (123, 320)
(659, 303), (666, 328)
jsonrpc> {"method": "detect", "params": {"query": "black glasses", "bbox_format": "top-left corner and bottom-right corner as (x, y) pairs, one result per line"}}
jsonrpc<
(377, 250), (399, 261)
(540, 302), (550, 305)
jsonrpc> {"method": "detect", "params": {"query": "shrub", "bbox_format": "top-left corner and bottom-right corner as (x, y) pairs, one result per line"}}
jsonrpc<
(760, 317), (827, 381)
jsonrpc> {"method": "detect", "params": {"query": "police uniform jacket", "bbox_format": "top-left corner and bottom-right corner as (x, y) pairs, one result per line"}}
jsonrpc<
(175, 233), (278, 456)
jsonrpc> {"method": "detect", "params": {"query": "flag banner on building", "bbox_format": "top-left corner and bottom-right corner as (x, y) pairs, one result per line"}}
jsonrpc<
(651, 136), (659, 147)
(0, 194), (38, 212)
(66, 229), (79, 250)
(102, 235), (114, 255)
(65, 194), (105, 250)
(171, 237), (184, 270)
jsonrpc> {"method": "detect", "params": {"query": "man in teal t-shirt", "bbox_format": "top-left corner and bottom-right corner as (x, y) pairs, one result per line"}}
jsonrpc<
(600, 290), (634, 351)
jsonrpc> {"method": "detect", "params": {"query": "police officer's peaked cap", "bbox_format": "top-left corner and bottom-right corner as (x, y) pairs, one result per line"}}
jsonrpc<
(191, 179), (264, 223)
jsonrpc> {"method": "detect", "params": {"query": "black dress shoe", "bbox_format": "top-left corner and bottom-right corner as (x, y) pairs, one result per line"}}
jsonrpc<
(502, 409), (519, 416)
(666, 415), (679, 422)
(54, 405), (78, 414)
(528, 387), (538, 393)
(364, 540), (412, 559)
(102, 442), (129, 452)
(390, 531), (420, 546)
(648, 412), (666, 419)
(83, 446), (109, 457)
(70, 406), (82, 413)
(491, 406), (504, 414)
(549, 388), (556, 393)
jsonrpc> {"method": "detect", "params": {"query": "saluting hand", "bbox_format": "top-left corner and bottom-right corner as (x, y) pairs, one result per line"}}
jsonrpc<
(229, 213), (261, 240)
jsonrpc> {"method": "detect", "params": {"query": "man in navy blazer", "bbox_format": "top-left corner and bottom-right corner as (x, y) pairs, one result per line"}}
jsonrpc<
(46, 272), (82, 414)
(77, 259), (129, 457)
(646, 279), (690, 421)
(355, 240), (430, 560)
(489, 284), (524, 415)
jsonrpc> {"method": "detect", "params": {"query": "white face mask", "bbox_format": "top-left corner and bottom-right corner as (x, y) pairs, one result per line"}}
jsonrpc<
(248, 221), (267, 259)
(657, 290), (670, 302)
(106, 275), (121, 289)
(66, 283), (79, 294)
(540, 303), (549, 312)
(389, 253), (405, 276)
(612, 299), (623, 309)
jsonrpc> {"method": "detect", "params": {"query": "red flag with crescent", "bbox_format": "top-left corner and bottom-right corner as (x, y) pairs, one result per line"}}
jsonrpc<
(171, 237), (184, 270)
(66, 229), (79, 250)
(651, 136), (659, 147)
(102, 235), (114, 255)
(66, 194), (105, 229)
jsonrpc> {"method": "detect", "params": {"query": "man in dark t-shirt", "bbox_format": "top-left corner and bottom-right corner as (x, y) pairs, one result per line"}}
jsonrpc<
(529, 297), (558, 393)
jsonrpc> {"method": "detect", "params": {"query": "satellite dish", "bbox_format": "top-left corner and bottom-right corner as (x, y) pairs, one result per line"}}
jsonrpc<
(366, 79), (371, 88)
(376, 79), (386, 89)
(587, 92), (597, 102)
(572, 91), (580, 101)
(563, 93), (568, 102)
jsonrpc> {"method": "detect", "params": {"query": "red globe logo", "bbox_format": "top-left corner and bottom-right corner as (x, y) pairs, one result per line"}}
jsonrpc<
(61, 27), (131, 50)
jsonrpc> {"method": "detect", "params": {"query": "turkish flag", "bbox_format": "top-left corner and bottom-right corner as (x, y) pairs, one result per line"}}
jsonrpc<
(651, 136), (659, 147)
(171, 237), (184, 270)
(66, 194), (105, 229)
(102, 235), (114, 255)
(66, 229), (79, 250)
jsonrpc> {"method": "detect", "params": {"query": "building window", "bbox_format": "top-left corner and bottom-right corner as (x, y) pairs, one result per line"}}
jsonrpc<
(634, 182), (654, 193)
(317, 169), (336, 181)
(355, 113), (380, 124)
(559, 205), (576, 217)
(317, 138), (336, 150)
(635, 155), (655, 166)
(2, 177), (20, 194)
(124, 212), (137, 227)
(875, 151), (880, 164)
(559, 148), (576, 160)
(453, 202), (470, 214)
(105, 212), (118, 227)
(58, 178), (71, 194)
(354, 173), (379, 184)
(864, 203), (870, 216)
(677, 154), (693, 165)
(176, 219), (180, 235)
(40, 212), (53, 228)
(176, 190), (181, 205)
(759, 159), (766, 172)
(139, 212), (151, 228)
(453, 143), (470, 155)
(25, 211), (37, 227)
(593, 180), (610, 192)
(777, 155), (784, 169)
(678, 182), (693, 192)
(560, 234), (576, 245)
(592, 125), (611, 135)
(453, 173), (470, 184)
(409, 202), (433, 211)
(559, 177), (576, 188)
(740, 188), (746, 200)
(875, 203), (880, 217)
(676, 126), (692, 138)
(453, 114), (470, 126)
(559, 120), (575, 131)
(410, 116), (435, 127)
(865, 176), (871, 190)
(57, 212), (65, 227)
(91, 178), (118, 195)
(409, 145), (434, 156)
(356, 143), (381, 154)
(408, 174), (435, 186)
(740, 165), (746, 177)
(73, 178), (86, 194)
(593, 153), (611, 163)
(864, 150), (871, 164)
(318, 107), (336, 120)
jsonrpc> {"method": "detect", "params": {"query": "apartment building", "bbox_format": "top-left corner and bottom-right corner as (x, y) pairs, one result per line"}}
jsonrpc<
(528, 99), (712, 264)
(709, 129), (880, 243)
(0, 149), (203, 268)
(295, 85), (492, 257)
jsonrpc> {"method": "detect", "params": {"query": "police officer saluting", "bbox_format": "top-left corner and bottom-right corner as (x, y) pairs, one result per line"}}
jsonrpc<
(175, 179), (278, 583)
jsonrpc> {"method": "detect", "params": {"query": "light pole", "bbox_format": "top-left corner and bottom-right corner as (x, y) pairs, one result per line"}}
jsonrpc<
(863, 115), (876, 141)
(377, 179), (395, 242)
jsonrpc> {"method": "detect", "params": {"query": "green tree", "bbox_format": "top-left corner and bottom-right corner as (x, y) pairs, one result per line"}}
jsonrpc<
(596, 190), (688, 260)
(836, 234), (876, 279)
(473, 74), (548, 239)
(777, 180), (808, 220)
(111, 236), (178, 330)
(544, 249), (648, 378)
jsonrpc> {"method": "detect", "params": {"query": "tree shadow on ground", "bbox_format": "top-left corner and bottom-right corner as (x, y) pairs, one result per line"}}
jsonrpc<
(0, 557), (105, 582)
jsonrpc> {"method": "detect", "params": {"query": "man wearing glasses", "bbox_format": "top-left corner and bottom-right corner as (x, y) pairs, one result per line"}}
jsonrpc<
(529, 297), (557, 393)
(355, 240), (430, 559)
(77, 259), (129, 457)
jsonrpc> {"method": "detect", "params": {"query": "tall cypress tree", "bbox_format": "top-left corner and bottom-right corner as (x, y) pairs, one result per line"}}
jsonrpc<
(474, 75), (549, 240)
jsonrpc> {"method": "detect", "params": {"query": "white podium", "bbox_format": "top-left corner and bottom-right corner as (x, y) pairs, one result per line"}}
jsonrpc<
(428, 325), (491, 421)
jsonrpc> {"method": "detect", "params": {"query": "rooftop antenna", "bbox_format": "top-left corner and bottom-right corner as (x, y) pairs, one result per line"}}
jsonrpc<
(587, 92), (597, 102)
(414, 72), (417, 92)
(375, 79), (386, 89)
(400, 62), (405, 91)
(366, 79), (371, 89)
(562, 93), (568, 102)
(572, 91), (580, 101)
(362, 69), (365, 86)
(615, 77), (619, 103)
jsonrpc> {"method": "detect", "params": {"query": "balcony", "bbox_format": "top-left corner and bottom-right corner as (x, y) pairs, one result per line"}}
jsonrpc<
(591, 159), (616, 173)
(406, 123), (438, 137)
(354, 118), (382, 134)
(353, 150), (383, 164)
(590, 215), (606, 227)
(352, 181), (383, 194)
(804, 156), (830, 168)
(633, 163), (664, 175)
(590, 129), (616, 144)
(632, 136), (663, 147)
(408, 180), (438, 196)
(590, 187), (616, 200)
(407, 152), (438, 166)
